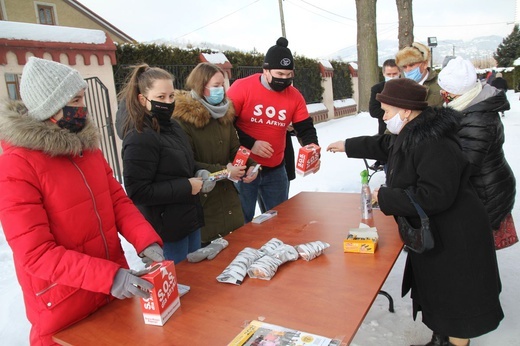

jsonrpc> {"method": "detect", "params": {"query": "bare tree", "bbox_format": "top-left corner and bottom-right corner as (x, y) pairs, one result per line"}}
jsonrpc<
(396, 0), (414, 49)
(355, 0), (379, 112)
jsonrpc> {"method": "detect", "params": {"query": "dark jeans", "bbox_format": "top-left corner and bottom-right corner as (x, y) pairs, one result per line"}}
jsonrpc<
(237, 165), (289, 222)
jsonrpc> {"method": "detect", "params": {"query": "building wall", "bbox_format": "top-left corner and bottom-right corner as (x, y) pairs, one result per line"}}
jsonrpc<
(0, 50), (118, 153)
(1, 0), (130, 44)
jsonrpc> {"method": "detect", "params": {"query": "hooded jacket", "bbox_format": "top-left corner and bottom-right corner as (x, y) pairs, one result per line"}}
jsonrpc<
(121, 108), (204, 243)
(173, 90), (251, 243)
(345, 107), (503, 338)
(455, 85), (515, 229)
(0, 102), (161, 346)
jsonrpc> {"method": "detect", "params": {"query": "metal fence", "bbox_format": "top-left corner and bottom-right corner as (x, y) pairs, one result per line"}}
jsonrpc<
(84, 77), (122, 183)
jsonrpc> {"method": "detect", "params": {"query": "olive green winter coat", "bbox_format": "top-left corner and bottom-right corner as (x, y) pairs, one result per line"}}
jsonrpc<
(173, 90), (255, 243)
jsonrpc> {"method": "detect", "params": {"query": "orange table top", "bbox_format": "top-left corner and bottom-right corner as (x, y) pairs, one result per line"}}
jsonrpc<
(53, 192), (403, 346)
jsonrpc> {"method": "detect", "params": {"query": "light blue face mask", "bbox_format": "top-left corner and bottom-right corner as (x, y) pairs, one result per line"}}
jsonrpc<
(205, 86), (225, 105)
(404, 66), (423, 82)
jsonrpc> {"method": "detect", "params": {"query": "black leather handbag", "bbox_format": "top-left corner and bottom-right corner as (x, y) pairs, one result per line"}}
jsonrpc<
(397, 190), (435, 254)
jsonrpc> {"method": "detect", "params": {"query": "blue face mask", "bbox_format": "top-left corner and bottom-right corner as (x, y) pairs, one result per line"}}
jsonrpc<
(205, 86), (225, 105)
(404, 66), (423, 82)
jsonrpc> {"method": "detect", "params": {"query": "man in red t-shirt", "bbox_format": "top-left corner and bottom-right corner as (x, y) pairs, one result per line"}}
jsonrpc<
(227, 37), (320, 222)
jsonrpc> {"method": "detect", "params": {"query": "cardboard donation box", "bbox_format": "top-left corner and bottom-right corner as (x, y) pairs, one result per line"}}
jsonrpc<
(140, 261), (180, 326)
(233, 146), (251, 166)
(296, 144), (321, 176)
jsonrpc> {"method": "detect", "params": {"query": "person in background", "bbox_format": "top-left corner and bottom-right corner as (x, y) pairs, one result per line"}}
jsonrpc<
(326, 78), (503, 346)
(119, 64), (204, 263)
(172, 62), (258, 246)
(491, 72), (509, 117)
(227, 37), (320, 222)
(0, 57), (164, 346)
(438, 57), (517, 251)
(368, 58), (400, 171)
(395, 42), (443, 107)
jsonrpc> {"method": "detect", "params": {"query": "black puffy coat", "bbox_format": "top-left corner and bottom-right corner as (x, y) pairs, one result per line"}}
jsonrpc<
(345, 107), (503, 338)
(456, 86), (515, 229)
(122, 116), (204, 243)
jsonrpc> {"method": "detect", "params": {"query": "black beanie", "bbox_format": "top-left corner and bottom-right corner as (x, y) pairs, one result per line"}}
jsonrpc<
(263, 37), (294, 70)
(376, 78), (428, 110)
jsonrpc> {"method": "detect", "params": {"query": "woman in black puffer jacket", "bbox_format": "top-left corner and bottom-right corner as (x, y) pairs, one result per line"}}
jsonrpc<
(118, 64), (205, 263)
(439, 57), (516, 249)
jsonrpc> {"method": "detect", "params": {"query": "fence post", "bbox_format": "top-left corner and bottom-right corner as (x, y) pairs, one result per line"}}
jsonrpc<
(319, 60), (334, 120)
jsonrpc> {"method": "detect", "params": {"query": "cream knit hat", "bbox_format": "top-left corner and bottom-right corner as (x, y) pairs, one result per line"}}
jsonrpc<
(438, 56), (477, 95)
(20, 57), (87, 121)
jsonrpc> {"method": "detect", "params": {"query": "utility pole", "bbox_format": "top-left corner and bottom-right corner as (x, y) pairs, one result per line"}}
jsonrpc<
(453, 45), (455, 56)
(278, 0), (286, 37)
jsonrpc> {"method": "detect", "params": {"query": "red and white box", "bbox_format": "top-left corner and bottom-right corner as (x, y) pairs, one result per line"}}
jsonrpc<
(233, 146), (251, 167)
(140, 261), (180, 326)
(229, 146), (251, 182)
(296, 144), (321, 176)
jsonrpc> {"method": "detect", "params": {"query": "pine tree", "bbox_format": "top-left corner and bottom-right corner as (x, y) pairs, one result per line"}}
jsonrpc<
(494, 25), (520, 67)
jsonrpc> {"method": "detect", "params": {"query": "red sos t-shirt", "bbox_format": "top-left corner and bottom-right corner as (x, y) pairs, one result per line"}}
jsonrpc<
(227, 73), (310, 167)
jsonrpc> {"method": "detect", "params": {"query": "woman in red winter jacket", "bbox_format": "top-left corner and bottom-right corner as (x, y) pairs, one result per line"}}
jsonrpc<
(0, 57), (164, 346)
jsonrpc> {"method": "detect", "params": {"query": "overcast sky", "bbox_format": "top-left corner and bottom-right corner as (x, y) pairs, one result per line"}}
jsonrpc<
(78, 0), (517, 59)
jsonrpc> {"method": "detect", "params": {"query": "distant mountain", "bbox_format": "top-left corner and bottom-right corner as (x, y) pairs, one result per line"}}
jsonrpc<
(327, 35), (504, 66)
(145, 38), (242, 54)
(145, 36), (504, 66)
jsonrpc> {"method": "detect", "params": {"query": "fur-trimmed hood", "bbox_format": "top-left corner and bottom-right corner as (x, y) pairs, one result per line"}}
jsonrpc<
(172, 90), (235, 128)
(399, 106), (461, 152)
(0, 101), (100, 156)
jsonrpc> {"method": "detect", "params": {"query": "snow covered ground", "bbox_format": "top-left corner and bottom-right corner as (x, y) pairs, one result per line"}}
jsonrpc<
(1, 90), (519, 345)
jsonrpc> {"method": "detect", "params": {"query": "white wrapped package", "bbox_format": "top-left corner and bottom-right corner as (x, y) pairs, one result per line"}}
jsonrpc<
(216, 247), (263, 285)
(295, 241), (330, 261)
(247, 244), (299, 280)
(259, 238), (285, 255)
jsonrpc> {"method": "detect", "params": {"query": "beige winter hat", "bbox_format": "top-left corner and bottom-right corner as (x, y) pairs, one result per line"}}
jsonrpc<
(395, 42), (430, 68)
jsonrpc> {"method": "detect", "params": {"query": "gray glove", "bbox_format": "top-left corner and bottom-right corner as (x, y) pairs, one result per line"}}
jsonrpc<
(196, 169), (216, 193)
(110, 268), (154, 300)
(187, 238), (229, 262)
(139, 243), (165, 266)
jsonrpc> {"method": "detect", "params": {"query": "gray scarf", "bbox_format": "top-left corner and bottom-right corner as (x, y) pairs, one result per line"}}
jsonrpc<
(190, 90), (229, 119)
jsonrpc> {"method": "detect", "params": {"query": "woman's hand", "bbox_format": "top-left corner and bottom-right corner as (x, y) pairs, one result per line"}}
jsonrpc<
(226, 163), (246, 181)
(326, 140), (345, 153)
(189, 177), (203, 195)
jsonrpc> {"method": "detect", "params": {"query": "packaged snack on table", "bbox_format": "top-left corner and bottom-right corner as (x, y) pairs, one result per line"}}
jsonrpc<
(216, 247), (263, 285)
(295, 241), (330, 261)
(247, 244), (299, 280)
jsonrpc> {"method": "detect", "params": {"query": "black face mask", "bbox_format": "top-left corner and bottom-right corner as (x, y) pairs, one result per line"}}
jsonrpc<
(147, 98), (175, 123)
(56, 106), (88, 133)
(268, 73), (293, 92)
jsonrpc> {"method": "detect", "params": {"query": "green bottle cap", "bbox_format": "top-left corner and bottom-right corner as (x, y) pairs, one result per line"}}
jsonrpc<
(360, 169), (369, 184)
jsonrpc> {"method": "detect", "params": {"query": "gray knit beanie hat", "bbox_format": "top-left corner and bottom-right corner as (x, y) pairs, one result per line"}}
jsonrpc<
(20, 57), (87, 121)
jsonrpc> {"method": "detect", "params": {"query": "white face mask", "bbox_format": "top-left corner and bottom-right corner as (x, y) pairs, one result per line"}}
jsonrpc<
(385, 112), (406, 134)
